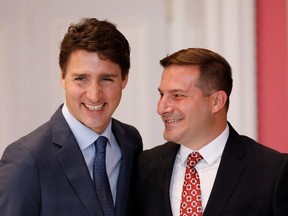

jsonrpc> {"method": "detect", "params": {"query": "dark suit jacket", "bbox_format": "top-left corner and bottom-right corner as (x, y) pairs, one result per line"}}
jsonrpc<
(134, 124), (288, 216)
(0, 105), (143, 216)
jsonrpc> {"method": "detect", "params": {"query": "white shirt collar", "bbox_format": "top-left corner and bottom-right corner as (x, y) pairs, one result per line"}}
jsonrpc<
(179, 124), (229, 166)
(61, 103), (113, 150)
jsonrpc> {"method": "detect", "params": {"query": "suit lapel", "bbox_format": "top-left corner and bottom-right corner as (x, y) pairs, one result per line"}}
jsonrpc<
(50, 107), (103, 216)
(112, 120), (134, 216)
(203, 124), (246, 216)
(156, 142), (179, 216)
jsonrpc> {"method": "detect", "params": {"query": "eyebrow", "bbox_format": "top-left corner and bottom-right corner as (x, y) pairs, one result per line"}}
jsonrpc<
(71, 73), (87, 78)
(158, 88), (186, 94)
(70, 72), (119, 78)
(100, 73), (118, 78)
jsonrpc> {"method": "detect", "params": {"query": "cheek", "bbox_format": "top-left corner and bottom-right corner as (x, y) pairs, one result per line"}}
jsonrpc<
(65, 84), (84, 99)
(111, 83), (124, 94)
(102, 87), (121, 102)
(182, 103), (202, 121)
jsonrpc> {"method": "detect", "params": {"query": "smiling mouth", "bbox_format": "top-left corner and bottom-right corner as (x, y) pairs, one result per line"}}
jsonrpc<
(165, 118), (182, 123)
(85, 103), (105, 111)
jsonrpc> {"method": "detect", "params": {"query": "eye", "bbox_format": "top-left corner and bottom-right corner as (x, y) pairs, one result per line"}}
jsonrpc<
(171, 94), (185, 100)
(101, 75), (115, 82)
(103, 77), (114, 82)
(74, 75), (86, 81)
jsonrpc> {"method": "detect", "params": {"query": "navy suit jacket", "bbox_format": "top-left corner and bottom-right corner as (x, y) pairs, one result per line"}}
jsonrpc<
(134, 124), (288, 216)
(0, 105), (143, 216)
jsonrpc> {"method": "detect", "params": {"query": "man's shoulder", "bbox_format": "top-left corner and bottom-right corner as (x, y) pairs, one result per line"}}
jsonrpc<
(111, 118), (143, 151)
(228, 123), (286, 160)
(111, 118), (142, 138)
(112, 118), (138, 131)
(140, 142), (179, 160)
(5, 107), (66, 154)
(240, 135), (286, 158)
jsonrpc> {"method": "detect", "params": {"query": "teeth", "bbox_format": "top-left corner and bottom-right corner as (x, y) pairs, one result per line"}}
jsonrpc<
(85, 104), (104, 111)
(166, 118), (181, 123)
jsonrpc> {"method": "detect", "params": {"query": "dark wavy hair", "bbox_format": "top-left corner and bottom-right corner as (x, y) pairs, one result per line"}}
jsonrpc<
(160, 48), (233, 111)
(59, 18), (130, 79)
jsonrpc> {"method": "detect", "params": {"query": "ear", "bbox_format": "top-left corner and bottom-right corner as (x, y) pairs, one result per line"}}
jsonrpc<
(211, 90), (227, 113)
(61, 72), (66, 89)
(121, 74), (129, 89)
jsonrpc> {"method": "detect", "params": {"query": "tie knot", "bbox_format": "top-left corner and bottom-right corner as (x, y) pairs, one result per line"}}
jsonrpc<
(187, 152), (203, 168)
(95, 136), (108, 154)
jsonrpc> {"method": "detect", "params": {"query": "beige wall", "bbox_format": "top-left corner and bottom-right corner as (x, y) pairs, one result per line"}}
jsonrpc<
(0, 0), (255, 154)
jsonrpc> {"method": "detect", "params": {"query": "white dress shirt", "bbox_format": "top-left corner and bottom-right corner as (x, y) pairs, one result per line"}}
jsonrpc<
(62, 103), (121, 204)
(170, 125), (229, 215)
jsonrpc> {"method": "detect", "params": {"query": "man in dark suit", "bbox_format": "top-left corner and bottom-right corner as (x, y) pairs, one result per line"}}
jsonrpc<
(0, 18), (143, 216)
(134, 48), (288, 216)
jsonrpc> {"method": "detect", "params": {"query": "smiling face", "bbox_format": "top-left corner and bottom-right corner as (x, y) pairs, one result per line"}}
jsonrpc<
(157, 65), (216, 149)
(61, 49), (128, 134)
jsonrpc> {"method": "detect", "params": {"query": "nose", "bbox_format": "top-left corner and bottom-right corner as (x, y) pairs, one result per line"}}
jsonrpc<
(157, 96), (173, 115)
(86, 82), (102, 102)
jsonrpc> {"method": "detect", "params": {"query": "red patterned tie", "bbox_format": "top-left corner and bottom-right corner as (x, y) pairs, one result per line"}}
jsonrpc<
(180, 152), (203, 216)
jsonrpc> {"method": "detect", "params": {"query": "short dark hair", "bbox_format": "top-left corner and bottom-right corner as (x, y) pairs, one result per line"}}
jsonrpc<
(59, 18), (130, 79)
(160, 48), (233, 110)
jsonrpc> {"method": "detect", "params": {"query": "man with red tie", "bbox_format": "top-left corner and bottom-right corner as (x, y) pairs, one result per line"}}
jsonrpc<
(134, 48), (288, 216)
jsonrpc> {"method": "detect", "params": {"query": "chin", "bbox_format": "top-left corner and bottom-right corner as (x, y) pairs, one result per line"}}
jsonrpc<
(164, 134), (175, 142)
